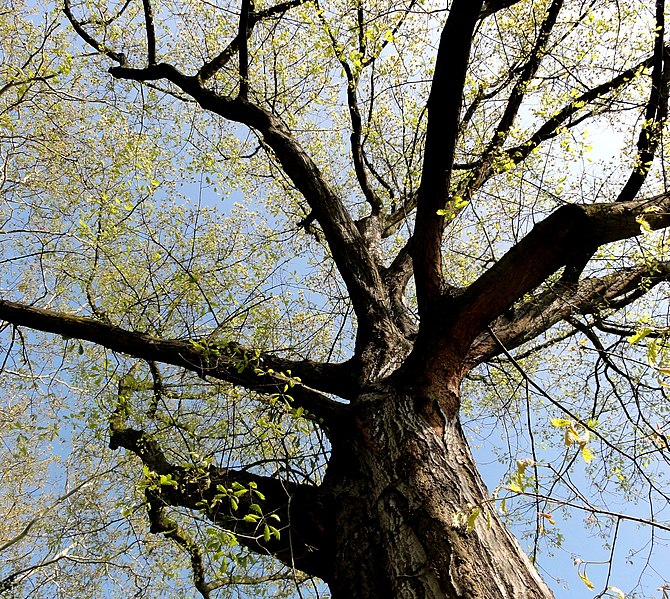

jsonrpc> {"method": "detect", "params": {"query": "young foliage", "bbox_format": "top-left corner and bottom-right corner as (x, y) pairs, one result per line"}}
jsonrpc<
(3, 0), (670, 597)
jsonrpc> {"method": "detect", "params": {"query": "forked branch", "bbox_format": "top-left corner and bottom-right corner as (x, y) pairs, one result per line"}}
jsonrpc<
(198, 0), (309, 81)
(109, 411), (332, 580)
(451, 194), (670, 353)
(466, 261), (670, 367)
(63, 0), (126, 65)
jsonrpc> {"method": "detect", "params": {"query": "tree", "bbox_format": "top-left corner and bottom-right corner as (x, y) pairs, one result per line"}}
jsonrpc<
(2, 0), (670, 596)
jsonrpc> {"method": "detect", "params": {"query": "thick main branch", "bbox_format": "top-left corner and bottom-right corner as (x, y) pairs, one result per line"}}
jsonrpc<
(0, 300), (351, 420)
(465, 261), (670, 367)
(109, 422), (332, 579)
(412, 0), (484, 313)
(452, 194), (670, 351)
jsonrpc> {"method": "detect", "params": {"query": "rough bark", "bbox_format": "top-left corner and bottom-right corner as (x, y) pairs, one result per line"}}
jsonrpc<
(15, 2), (670, 597)
(322, 381), (553, 598)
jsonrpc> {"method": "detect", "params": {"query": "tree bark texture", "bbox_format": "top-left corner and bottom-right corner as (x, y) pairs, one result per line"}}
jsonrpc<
(322, 382), (553, 598)
(18, 2), (670, 596)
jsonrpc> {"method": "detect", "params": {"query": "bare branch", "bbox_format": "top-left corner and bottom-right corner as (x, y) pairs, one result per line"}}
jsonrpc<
(0, 73), (58, 99)
(489, 0), (563, 145)
(142, 0), (157, 65)
(145, 500), (212, 599)
(511, 491), (670, 535)
(63, 0), (126, 65)
(237, 0), (253, 98)
(1, 544), (78, 593)
(347, 82), (383, 213)
(255, 0), (307, 19)
(383, 191), (417, 237)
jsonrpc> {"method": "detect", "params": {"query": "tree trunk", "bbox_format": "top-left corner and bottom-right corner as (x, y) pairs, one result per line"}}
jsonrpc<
(323, 380), (554, 598)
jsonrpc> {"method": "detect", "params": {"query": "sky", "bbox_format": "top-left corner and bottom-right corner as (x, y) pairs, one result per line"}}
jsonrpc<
(3, 1), (670, 597)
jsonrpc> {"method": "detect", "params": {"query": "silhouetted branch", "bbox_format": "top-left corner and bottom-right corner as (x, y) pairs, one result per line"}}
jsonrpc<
(412, 0), (484, 314)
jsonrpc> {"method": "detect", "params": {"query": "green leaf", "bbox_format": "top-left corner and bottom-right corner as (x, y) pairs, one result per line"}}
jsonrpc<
(581, 446), (595, 463)
(158, 474), (178, 488)
(636, 215), (653, 233)
(453, 195), (468, 209)
(466, 508), (481, 533)
(628, 327), (652, 345)
(577, 568), (595, 590)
